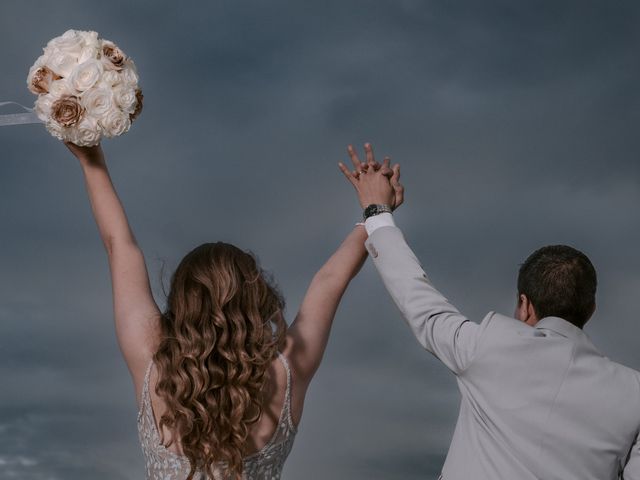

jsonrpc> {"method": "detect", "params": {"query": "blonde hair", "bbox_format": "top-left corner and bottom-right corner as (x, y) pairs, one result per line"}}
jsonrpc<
(153, 242), (287, 479)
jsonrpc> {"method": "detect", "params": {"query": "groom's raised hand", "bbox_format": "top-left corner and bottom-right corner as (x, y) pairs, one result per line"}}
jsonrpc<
(338, 143), (404, 210)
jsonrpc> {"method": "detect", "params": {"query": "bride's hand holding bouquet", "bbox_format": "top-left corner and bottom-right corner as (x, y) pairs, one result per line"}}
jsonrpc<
(64, 140), (104, 165)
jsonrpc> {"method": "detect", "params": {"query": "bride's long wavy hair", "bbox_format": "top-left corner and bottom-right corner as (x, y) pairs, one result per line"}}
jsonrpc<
(153, 242), (287, 479)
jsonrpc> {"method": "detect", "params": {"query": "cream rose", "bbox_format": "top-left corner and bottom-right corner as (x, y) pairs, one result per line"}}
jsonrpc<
(78, 30), (99, 48)
(79, 31), (100, 63)
(120, 60), (139, 87)
(78, 44), (98, 64)
(44, 50), (78, 78)
(51, 95), (84, 127)
(44, 29), (85, 59)
(98, 70), (122, 88)
(43, 30), (86, 77)
(100, 107), (131, 137)
(45, 119), (69, 141)
(48, 78), (73, 98)
(72, 114), (102, 147)
(34, 94), (55, 122)
(69, 59), (103, 93)
(81, 87), (114, 118)
(112, 85), (137, 114)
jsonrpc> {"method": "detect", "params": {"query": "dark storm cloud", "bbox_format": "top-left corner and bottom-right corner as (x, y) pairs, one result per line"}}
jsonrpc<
(1, 0), (639, 478)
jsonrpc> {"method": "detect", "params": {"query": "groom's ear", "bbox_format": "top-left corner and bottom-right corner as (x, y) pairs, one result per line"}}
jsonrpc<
(523, 295), (539, 326)
(516, 294), (539, 326)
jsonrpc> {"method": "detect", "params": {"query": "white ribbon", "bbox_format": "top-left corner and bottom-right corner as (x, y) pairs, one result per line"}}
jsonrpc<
(0, 101), (43, 126)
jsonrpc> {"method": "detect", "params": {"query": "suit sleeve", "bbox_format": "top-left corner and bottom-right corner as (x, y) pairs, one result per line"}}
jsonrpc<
(622, 428), (640, 478)
(366, 226), (489, 374)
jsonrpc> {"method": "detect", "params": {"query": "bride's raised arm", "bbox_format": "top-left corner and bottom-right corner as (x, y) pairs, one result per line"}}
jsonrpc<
(286, 225), (369, 388)
(65, 142), (160, 398)
(285, 144), (403, 412)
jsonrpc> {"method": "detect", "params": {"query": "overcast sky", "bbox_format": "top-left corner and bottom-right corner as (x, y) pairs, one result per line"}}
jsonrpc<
(1, 1), (639, 478)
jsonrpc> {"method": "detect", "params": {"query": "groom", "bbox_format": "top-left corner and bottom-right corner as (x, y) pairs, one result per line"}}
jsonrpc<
(340, 144), (640, 479)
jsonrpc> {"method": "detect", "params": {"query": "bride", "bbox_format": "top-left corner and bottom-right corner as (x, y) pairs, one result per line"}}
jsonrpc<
(63, 141), (402, 479)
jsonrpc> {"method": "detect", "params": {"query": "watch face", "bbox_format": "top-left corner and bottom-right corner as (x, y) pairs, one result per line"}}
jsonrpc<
(364, 204), (391, 220)
(364, 204), (382, 219)
(365, 205), (377, 216)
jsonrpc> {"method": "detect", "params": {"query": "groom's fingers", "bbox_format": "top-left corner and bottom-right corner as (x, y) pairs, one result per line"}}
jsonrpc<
(391, 163), (401, 182)
(395, 188), (404, 208)
(347, 145), (364, 172)
(380, 157), (393, 177)
(338, 162), (359, 188)
(391, 164), (404, 207)
(364, 142), (376, 167)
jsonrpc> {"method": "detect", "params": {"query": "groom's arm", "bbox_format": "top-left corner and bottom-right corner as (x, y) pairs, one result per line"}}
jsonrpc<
(365, 214), (488, 374)
(623, 432), (640, 479)
(338, 143), (486, 374)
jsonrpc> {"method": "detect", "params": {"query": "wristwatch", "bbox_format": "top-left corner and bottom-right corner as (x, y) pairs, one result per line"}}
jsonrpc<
(363, 204), (392, 221)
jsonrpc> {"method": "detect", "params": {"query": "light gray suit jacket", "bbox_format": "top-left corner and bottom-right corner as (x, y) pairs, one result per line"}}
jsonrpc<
(365, 225), (640, 480)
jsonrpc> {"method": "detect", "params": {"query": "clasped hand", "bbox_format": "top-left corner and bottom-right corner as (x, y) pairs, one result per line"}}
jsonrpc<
(339, 143), (404, 210)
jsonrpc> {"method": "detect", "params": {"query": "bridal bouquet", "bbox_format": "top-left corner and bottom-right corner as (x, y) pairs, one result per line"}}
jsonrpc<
(27, 29), (143, 146)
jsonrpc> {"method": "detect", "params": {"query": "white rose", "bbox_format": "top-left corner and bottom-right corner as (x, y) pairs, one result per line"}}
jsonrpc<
(30, 54), (46, 69)
(34, 94), (55, 122)
(100, 107), (131, 137)
(72, 114), (102, 147)
(98, 70), (122, 88)
(45, 29), (84, 56)
(44, 30), (85, 75)
(78, 44), (99, 64)
(112, 85), (137, 114)
(120, 60), (139, 87)
(69, 59), (103, 93)
(44, 50), (78, 78)
(44, 119), (69, 141)
(49, 78), (73, 98)
(78, 30), (99, 49)
(81, 87), (114, 118)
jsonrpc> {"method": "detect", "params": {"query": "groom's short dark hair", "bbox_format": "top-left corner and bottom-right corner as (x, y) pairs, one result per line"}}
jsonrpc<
(518, 245), (597, 328)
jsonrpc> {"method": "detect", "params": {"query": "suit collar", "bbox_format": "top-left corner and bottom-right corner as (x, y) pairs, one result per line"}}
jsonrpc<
(535, 316), (584, 339)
